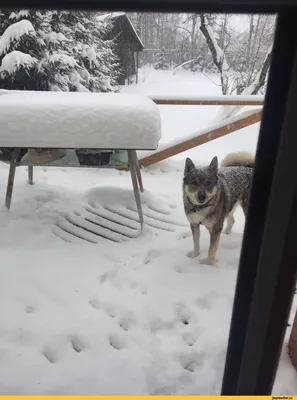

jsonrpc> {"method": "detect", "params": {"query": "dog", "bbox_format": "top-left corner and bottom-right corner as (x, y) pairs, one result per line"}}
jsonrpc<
(183, 152), (254, 265)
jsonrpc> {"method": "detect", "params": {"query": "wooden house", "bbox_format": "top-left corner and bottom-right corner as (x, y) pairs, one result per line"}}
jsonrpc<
(97, 12), (144, 85)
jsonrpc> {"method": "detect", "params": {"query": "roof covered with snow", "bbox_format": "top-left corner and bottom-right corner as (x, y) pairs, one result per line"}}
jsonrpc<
(96, 12), (144, 50)
(96, 12), (126, 22)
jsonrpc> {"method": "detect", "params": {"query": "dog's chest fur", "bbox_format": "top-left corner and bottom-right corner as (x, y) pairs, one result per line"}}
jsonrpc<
(186, 210), (217, 230)
(183, 194), (219, 229)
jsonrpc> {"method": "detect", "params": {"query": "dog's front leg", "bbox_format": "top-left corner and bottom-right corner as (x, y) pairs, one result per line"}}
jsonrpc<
(201, 228), (222, 265)
(187, 223), (200, 258)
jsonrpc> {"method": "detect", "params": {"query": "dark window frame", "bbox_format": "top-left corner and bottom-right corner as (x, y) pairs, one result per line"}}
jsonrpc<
(0, 0), (297, 395)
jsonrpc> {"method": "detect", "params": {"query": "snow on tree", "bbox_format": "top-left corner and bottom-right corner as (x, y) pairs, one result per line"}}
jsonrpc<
(199, 14), (271, 120)
(218, 46), (272, 120)
(0, 13), (52, 90)
(0, 9), (119, 92)
(0, 50), (37, 74)
(50, 11), (119, 92)
(200, 14), (233, 95)
(154, 47), (170, 70)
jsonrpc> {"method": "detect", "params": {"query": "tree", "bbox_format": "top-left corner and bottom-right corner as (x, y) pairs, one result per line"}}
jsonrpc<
(154, 47), (170, 70)
(200, 14), (233, 94)
(0, 11), (55, 90)
(199, 13), (272, 120)
(0, 9), (120, 164)
(0, 9), (119, 92)
(51, 11), (119, 92)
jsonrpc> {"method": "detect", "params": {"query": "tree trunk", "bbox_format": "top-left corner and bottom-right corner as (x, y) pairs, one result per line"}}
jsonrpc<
(200, 14), (230, 94)
(191, 15), (197, 60)
(246, 15), (254, 70)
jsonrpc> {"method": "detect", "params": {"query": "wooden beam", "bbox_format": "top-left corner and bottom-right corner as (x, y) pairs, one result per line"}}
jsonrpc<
(139, 110), (262, 168)
(153, 99), (264, 106)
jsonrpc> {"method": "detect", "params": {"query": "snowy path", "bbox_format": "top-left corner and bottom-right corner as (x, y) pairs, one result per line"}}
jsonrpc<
(0, 69), (295, 394)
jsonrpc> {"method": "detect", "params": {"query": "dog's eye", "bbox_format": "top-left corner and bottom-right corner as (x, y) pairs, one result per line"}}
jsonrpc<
(205, 180), (212, 189)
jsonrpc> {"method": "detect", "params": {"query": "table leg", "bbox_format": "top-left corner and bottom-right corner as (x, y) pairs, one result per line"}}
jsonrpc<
(28, 165), (34, 185)
(132, 150), (144, 193)
(128, 150), (144, 232)
(5, 148), (21, 210)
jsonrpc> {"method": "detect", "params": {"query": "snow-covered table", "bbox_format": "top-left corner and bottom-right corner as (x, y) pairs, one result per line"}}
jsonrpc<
(0, 91), (162, 231)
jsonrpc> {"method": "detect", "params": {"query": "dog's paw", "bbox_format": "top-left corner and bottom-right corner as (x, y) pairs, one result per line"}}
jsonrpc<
(223, 229), (231, 235)
(200, 258), (215, 266)
(187, 249), (200, 259)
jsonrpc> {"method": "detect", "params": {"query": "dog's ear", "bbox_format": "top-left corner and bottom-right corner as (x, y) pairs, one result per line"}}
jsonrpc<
(209, 156), (218, 175)
(184, 157), (195, 176)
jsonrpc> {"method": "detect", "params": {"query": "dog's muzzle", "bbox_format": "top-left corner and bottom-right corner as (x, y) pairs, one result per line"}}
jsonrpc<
(198, 190), (206, 203)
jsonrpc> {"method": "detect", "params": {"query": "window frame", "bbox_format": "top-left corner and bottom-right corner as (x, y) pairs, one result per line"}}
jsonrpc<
(0, 1), (296, 394)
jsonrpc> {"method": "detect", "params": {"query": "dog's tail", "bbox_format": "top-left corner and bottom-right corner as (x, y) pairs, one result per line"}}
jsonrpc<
(221, 152), (255, 168)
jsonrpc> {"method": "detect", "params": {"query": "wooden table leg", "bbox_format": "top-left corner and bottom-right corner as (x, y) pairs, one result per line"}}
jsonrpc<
(28, 165), (33, 185)
(132, 150), (144, 193)
(128, 150), (144, 232)
(5, 148), (21, 210)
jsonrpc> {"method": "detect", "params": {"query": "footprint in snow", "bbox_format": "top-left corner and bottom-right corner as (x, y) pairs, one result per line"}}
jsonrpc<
(109, 334), (125, 350)
(41, 346), (58, 364)
(179, 351), (205, 372)
(69, 335), (85, 353)
(25, 305), (35, 314)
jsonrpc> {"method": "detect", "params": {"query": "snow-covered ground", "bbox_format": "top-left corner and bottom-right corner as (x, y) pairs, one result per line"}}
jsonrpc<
(0, 68), (296, 394)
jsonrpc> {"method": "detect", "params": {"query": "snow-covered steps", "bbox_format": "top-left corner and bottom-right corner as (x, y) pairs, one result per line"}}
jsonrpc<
(53, 203), (188, 243)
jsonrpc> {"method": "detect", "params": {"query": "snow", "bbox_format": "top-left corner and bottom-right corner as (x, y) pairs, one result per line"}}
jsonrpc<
(42, 31), (69, 44)
(96, 12), (126, 22)
(0, 20), (35, 55)
(0, 50), (37, 74)
(0, 92), (161, 150)
(0, 68), (296, 395)
(46, 53), (78, 67)
(9, 10), (30, 20)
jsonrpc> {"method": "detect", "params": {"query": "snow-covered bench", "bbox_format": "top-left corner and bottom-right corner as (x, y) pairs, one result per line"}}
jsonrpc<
(0, 91), (162, 231)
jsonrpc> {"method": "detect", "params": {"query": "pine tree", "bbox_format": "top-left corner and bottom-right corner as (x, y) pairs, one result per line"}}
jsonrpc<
(154, 47), (170, 70)
(49, 11), (119, 92)
(0, 10), (54, 90)
(0, 9), (119, 92)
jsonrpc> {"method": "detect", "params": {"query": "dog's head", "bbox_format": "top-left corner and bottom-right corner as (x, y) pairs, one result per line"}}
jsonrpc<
(183, 156), (218, 205)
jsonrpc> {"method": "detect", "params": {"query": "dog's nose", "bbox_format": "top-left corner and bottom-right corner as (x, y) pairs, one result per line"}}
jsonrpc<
(198, 191), (206, 203)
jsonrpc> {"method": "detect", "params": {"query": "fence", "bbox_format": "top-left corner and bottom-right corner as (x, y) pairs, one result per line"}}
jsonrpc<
(137, 95), (264, 168)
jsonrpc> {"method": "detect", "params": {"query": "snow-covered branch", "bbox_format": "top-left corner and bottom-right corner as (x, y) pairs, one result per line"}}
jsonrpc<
(200, 14), (232, 95)
(215, 45), (272, 121)
(0, 20), (35, 55)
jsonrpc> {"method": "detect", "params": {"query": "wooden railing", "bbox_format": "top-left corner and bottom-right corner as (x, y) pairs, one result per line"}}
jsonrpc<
(138, 96), (264, 168)
(149, 94), (264, 106)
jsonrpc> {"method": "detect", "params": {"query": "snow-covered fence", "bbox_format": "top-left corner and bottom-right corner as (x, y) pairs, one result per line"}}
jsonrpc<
(137, 95), (264, 168)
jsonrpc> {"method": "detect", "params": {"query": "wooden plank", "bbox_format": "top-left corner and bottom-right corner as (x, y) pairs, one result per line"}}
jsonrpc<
(139, 110), (262, 168)
(153, 99), (264, 106)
